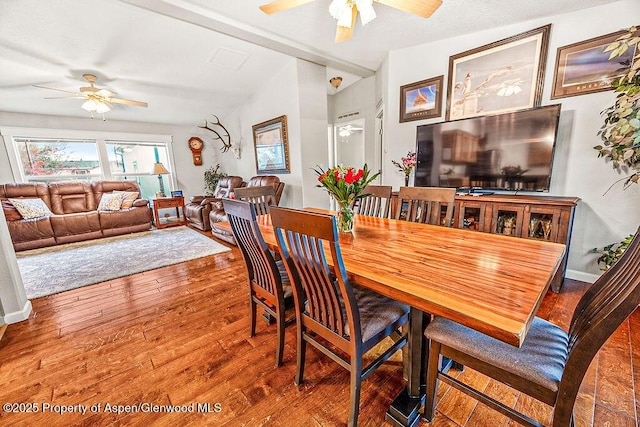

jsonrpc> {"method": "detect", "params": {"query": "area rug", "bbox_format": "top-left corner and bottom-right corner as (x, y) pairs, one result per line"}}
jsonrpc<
(16, 226), (231, 299)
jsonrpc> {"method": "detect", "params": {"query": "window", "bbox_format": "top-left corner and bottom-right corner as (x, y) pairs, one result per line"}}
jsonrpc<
(14, 138), (102, 181)
(1, 127), (173, 199)
(106, 141), (171, 199)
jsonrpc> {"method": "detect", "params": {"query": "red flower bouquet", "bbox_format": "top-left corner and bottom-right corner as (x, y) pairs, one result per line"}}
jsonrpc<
(314, 164), (379, 232)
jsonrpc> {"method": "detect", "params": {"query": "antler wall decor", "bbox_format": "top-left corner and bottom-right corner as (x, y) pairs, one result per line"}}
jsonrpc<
(198, 115), (232, 152)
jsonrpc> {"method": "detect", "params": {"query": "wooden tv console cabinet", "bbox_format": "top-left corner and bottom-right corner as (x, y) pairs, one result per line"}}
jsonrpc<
(393, 193), (579, 292)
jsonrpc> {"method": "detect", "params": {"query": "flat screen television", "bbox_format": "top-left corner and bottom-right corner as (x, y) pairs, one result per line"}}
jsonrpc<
(415, 104), (561, 192)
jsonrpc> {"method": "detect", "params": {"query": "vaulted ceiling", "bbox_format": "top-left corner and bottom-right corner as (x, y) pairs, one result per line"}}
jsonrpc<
(0, 0), (618, 125)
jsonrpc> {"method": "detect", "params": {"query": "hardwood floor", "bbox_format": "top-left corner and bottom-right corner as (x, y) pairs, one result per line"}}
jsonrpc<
(0, 233), (638, 426)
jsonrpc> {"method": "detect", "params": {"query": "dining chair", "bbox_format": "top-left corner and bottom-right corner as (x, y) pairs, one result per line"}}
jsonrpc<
(395, 186), (456, 226)
(424, 226), (640, 427)
(234, 185), (277, 215)
(352, 184), (392, 218)
(269, 206), (410, 427)
(222, 198), (294, 367)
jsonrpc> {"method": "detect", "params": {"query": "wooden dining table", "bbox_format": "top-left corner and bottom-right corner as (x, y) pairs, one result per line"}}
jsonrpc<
(218, 208), (566, 426)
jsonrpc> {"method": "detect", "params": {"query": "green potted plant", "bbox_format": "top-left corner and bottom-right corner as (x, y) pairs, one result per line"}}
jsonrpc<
(592, 26), (639, 268)
(203, 164), (227, 195)
(594, 26), (640, 190)
(592, 234), (634, 270)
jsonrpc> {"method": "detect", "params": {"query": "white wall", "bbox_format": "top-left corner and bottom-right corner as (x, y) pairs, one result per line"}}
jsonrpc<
(296, 60), (330, 209)
(330, 76), (377, 170)
(383, 0), (640, 278)
(221, 58), (329, 209)
(219, 58), (299, 207)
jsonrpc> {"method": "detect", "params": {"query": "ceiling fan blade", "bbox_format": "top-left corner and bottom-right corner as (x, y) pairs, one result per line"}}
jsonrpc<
(44, 96), (86, 99)
(335, 25), (354, 43)
(259, 0), (314, 15)
(109, 98), (148, 108)
(33, 84), (80, 95)
(375, 0), (442, 18)
(335, 5), (357, 43)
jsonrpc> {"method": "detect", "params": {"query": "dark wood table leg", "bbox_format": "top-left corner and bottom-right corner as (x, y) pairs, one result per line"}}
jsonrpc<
(386, 308), (428, 427)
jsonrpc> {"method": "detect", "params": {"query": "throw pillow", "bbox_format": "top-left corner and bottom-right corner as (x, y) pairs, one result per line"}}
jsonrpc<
(8, 198), (52, 219)
(97, 193), (123, 211)
(112, 190), (139, 208)
(2, 200), (23, 221)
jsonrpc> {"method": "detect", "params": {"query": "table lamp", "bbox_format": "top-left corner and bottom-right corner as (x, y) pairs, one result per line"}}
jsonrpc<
(151, 162), (169, 197)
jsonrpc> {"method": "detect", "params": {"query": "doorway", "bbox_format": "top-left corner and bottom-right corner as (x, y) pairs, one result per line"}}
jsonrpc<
(333, 118), (365, 168)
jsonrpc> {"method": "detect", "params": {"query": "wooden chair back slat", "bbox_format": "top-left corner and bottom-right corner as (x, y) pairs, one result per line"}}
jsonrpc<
(271, 207), (358, 341)
(224, 199), (282, 299)
(234, 186), (277, 216)
(223, 198), (294, 368)
(396, 187), (456, 226)
(270, 206), (409, 426)
(354, 185), (392, 218)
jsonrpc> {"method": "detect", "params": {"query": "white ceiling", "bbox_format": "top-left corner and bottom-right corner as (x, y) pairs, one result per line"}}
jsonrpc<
(0, 0), (618, 126)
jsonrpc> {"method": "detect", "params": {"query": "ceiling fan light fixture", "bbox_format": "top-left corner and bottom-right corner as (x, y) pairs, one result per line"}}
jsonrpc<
(81, 97), (111, 114)
(329, 0), (376, 28)
(81, 98), (98, 112)
(355, 0), (375, 25)
(328, 0), (347, 19)
(95, 101), (111, 114)
(339, 127), (351, 137)
(329, 0), (354, 28)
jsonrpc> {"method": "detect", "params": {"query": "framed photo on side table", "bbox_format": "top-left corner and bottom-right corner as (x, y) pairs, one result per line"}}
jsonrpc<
(446, 24), (551, 121)
(399, 75), (444, 122)
(252, 115), (290, 175)
(551, 29), (639, 99)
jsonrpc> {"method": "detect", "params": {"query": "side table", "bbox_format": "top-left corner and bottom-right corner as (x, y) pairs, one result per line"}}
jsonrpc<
(152, 196), (187, 229)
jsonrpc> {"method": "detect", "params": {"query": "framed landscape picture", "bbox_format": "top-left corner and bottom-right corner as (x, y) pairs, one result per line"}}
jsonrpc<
(551, 29), (639, 99)
(399, 75), (443, 122)
(446, 24), (551, 121)
(252, 115), (290, 175)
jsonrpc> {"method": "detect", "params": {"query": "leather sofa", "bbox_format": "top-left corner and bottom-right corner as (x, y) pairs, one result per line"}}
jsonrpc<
(1, 180), (153, 251)
(184, 176), (245, 231)
(210, 175), (284, 244)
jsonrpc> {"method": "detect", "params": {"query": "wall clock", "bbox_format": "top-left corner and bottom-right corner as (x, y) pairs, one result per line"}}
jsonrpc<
(188, 137), (204, 166)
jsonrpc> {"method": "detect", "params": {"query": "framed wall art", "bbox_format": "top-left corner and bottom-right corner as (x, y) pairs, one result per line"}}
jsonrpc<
(252, 115), (290, 175)
(551, 29), (639, 99)
(399, 75), (444, 122)
(446, 24), (551, 121)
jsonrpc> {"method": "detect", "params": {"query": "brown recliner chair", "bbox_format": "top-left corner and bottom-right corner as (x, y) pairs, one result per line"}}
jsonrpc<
(185, 176), (244, 231)
(210, 175), (285, 244)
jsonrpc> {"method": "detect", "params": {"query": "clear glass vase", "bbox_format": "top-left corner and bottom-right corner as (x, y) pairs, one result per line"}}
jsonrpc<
(336, 202), (354, 233)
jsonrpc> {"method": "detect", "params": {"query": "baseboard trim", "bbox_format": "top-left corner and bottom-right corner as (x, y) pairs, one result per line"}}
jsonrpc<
(566, 269), (600, 284)
(3, 299), (32, 324)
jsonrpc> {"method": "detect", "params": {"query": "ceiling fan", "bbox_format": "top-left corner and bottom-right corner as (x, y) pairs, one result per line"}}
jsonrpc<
(338, 124), (363, 137)
(34, 74), (148, 119)
(259, 0), (443, 43)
